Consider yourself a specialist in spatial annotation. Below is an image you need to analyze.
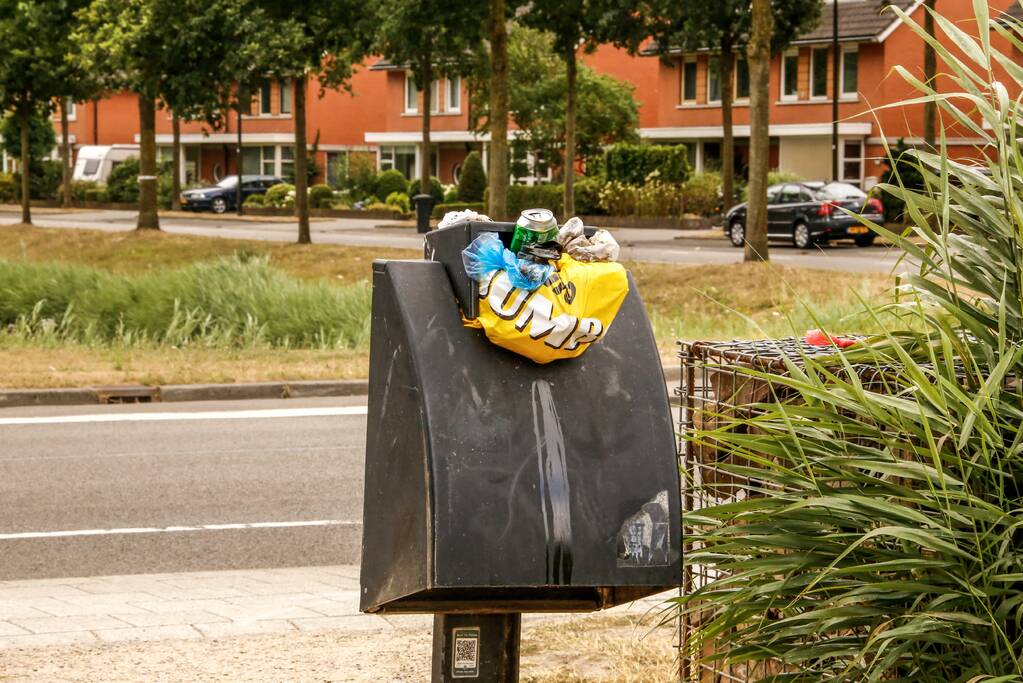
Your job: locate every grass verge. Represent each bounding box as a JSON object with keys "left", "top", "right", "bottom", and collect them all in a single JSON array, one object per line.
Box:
[{"left": 0, "top": 225, "right": 895, "bottom": 388}]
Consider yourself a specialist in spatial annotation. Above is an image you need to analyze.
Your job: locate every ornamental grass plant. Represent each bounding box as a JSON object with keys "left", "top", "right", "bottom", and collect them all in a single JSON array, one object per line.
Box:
[{"left": 679, "top": 3, "right": 1023, "bottom": 680}]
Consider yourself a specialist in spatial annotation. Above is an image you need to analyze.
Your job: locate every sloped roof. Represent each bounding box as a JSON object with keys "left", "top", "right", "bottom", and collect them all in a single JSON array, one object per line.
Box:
[
  {"left": 642, "top": 0, "right": 919, "bottom": 55},
  {"left": 793, "top": 0, "right": 918, "bottom": 45}
]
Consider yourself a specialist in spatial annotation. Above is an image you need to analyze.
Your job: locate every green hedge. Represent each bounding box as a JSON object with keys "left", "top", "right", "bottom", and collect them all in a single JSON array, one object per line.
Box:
[
  {"left": 432, "top": 201, "right": 485, "bottom": 219},
  {"left": 604, "top": 143, "right": 689, "bottom": 185}
]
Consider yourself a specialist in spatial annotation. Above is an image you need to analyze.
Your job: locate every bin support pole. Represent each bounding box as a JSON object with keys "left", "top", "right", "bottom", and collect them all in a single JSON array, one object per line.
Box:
[{"left": 432, "top": 613, "right": 521, "bottom": 682}]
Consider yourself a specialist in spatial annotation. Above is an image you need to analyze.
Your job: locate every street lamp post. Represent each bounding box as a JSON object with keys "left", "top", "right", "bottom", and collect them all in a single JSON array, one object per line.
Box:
[{"left": 236, "top": 89, "right": 245, "bottom": 216}]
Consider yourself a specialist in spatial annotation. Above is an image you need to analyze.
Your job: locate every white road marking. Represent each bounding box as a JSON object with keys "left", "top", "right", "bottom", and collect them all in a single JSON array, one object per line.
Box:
[
  {"left": 0, "top": 519, "right": 360, "bottom": 541},
  {"left": 0, "top": 406, "right": 368, "bottom": 426}
]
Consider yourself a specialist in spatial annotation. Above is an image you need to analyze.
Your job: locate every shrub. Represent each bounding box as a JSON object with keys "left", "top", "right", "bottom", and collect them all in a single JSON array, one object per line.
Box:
[
  {"left": 384, "top": 191, "right": 410, "bottom": 214},
  {"left": 407, "top": 176, "right": 444, "bottom": 203},
  {"left": 308, "top": 183, "right": 334, "bottom": 209},
  {"left": 597, "top": 180, "right": 684, "bottom": 218},
  {"left": 443, "top": 186, "right": 459, "bottom": 203},
  {"left": 106, "top": 157, "right": 140, "bottom": 203},
  {"left": 573, "top": 176, "right": 605, "bottom": 215},
  {"left": 363, "top": 202, "right": 396, "bottom": 213},
  {"left": 242, "top": 194, "right": 265, "bottom": 207},
  {"left": 343, "top": 152, "right": 378, "bottom": 199},
  {"left": 64, "top": 180, "right": 101, "bottom": 202},
  {"left": 374, "top": 169, "right": 407, "bottom": 200},
  {"left": 83, "top": 187, "right": 108, "bottom": 203},
  {"left": 457, "top": 151, "right": 486, "bottom": 202},
  {"left": 0, "top": 172, "right": 14, "bottom": 203},
  {"left": 14, "top": 160, "right": 63, "bottom": 200},
  {"left": 431, "top": 202, "right": 486, "bottom": 219},
  {"left": 264, "top": 182, "right": 295, "bottom": 208},
  {"left": 766, "top": 169, "right": 804, "bottom": 186},
  {"left": 502, "top": 184, "right": 564, "bottom": 217},
  {"left": 603, "top": 143, "right": 690, "bottom": 185},
  {"left": 681, "top": 171, "right": 723, "bottom": 217}
]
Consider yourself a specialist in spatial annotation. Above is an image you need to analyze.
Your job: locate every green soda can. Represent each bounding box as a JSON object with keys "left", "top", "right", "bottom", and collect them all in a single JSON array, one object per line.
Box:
[{"left": 510, "top": 208, "right": 558, "bottom": 254}]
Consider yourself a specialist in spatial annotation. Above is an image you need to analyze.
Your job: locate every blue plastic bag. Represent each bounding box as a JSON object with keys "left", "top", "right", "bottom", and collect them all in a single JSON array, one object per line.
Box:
[{"left": 461, "top": 232, "right": 553, "bottom": 292}]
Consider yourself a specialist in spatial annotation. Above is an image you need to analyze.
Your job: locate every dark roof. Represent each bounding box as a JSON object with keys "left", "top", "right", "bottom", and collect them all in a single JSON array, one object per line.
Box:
[
  {"left": 642, "top": 0, "right": 919, "bottom": 55},
  {"left": 369, "top": 58, "right": 404, "bottom": 71},
  {"left": 793, "top": 0, "right": 917, "bottom": 45}
]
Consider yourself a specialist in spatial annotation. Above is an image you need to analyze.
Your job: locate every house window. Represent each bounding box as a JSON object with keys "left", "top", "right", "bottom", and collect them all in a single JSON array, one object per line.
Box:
[
  {"left": 707, "top": 57, "right": 721, "bottom": 104},
  {"left": 262, "top": 146, "right": 276, "bottom": 176},
  {"left": 781, "top": 51, "right": 799, "bottom": 100},
  {"left": 380, "top": 144, "right": 417, "bottom": 179},
  {"left": 445, "top": 76, "right": 461, "bottom": 113},
  {"left": 842, "top": 139, "right": 864, "bottom": 183},
  {"left": 404, "top": 73, "right": 418, "bottom": 113},
  {"left": 280, "top": 146, "right": 295, "bottom": 180},
  {"left": 279, "top": 80, "right": 292, "bottom": 114},
  {"left": 735, "top": 58, "right": 750, "bottom": 100},
  {"left": 811, "top": 47, "right": 829, "bottom": 98},
  {"left": 259, "top": 81, "right": 272, "bottom": 115},
  {"left": 430, "top": 79, "right": 440, "bottom": 113},
  {"left": 681, "top": 58, "right": 697, "bottom": 103},
  {"left": 841, "top": 48, "right": 859, "bottom": 96}
]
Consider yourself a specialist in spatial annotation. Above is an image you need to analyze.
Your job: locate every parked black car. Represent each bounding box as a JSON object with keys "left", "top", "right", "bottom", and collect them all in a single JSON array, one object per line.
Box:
[
  {"left": 724, "top": 181, "right": 885, "bottom": 248},
  {"left": 180, "top": 175, "right": 283, "bottom": 213}
]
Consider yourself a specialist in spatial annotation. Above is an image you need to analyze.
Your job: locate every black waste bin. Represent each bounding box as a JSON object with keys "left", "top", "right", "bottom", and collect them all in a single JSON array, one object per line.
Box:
[
  {"left": 361, "top": 219, "right": 680, "bottom": 679},
  {"left": 413, "top": 193, "right": 435, "bottom": 233}
]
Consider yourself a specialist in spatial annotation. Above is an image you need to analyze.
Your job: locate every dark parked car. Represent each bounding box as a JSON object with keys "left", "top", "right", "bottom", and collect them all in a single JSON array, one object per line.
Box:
[
  {"left": 180, "top": 175, "right": 283, "bottom": 213},
  {"left": 725, "top": 181, "right": 885, "bottom": 248}
]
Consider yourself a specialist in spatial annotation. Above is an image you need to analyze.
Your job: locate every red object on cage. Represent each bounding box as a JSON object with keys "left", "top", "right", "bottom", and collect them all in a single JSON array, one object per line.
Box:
[{"left": 805, "top": 329, "right": 857, "bottom": 348}]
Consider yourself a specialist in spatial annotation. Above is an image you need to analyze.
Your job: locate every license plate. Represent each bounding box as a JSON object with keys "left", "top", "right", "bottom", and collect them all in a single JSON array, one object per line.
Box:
[{"left": 848, "top": 226, "right": 869, "bottom": 235}]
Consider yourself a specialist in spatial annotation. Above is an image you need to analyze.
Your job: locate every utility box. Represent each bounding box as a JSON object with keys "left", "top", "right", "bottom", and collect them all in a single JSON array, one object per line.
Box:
[{"left": 360, "top": 220, "right": 680, "bottom": 616}]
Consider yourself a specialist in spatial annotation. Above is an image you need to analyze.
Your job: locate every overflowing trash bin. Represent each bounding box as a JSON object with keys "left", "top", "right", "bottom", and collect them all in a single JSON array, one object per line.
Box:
[{"left": 360, "top": 212, "right": 680, "bottom": 681}]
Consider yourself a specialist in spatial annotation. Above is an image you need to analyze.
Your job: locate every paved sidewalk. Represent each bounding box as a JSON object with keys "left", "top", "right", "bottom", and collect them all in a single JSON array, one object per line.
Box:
[{"left": 0, "top": 565, "right": 670, "bottom": 651}]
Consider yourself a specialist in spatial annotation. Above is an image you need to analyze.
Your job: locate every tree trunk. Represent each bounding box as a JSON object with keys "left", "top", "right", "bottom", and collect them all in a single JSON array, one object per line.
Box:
[
  {"left": 564, "top": 48, "right": 577, "bottom": 217},
  {"left": 923, "top": 0, "right": 937, "bottom": 148},
  {"left": 488, "top": 0, "right": 509, "bottom": 220},
  {"left": 60, "top": 102, "right": 72, "bottom": 209},
  {"left": 137, "top": 94, "right": 159, "bottom": 230},
  {"left": 420, "top": 56, "right": 433, "bottom": 196},
  {"left": 19, "top": 108, "right": 31, "bottom": 225},
  {"left": 171, "top": 115, "right": 182, "bottom": 211},
  {"left": 744, "top": 0, "right": 772, "bottom": 263},
  {"left": 720, "top": 39, "right": 735, "bottom": 213},
  {"left": 294, "top": 74, "right": 310, "bottom": 244}
]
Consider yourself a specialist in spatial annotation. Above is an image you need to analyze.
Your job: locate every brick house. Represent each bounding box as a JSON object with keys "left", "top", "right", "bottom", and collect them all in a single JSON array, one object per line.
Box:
[{"left": 33, "top": 0, "right": 1020, "bottom": 190}]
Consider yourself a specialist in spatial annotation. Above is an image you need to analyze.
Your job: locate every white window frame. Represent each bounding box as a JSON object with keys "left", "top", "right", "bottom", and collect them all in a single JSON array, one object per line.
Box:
[
  {"left": 840, "top": 138, "right": 865, "bottom": 185},
  {"left": 404, "top": 72, "right": 418, "bottom": 114},
  {"left": 707, "top": 57, "right": 721, "bottom": 105},
  {"left": 734, "top": 57, "right": 750, "bottom": 102},
  {"left": 681, "top": 57, "right": 698, "bottom": 104},
  {"left": 430, "top": 79, "right": 440, "bottom": 114},
  {"left": 279, "top": 80, "right": 292, "bottom": 115},
  {"left": 810, "top": 47, "right": 830, "bottom": 100},
  {"left": 840, "top": 46, "right": 859, "bottom": 99},
  {"left": 780, "top": 50, "right": 799, "bottom": 101},
  {"left": 445, "top": 76, "right": 461, "bottom": 113}
]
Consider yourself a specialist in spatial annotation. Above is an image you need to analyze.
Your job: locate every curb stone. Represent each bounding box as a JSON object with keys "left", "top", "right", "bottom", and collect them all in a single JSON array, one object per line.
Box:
[{"left": 0, "top": 366, "right": 678, "bottom": 409}]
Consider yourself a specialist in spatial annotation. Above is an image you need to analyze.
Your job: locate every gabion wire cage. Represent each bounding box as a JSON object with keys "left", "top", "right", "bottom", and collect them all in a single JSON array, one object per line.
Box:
[{"left": 675, "top": 338, "right": 878, "bottom": 682}]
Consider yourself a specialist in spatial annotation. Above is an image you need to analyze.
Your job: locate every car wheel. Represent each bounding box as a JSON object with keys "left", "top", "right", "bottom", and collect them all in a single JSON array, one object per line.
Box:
[
  {"left": 728, "top": 220, "right": 745, "bottom": 247},
  {"left": 854, "top": 233, "right": 876, "bottom": 247},
  {"left": 211, "top": 197, "right": 227, "bottom": 214},
  {"left": 792, "top": 221, "right": 812, "bottom": 249}
]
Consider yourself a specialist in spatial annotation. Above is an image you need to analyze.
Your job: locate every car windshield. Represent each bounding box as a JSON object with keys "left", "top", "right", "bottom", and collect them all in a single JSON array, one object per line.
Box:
[
  {"left": 815, "top": 182, "right": 866, "bottom": 200},
  {"left": 216, "top": 176, "right": 239, "bottom": 189}
]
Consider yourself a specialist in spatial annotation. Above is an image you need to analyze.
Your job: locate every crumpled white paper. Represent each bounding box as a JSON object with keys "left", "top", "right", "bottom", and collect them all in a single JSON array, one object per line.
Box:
[
  {"left": 438, "top": 209, "right": 493, "bottom": 229},
  {"left": 555, "top": 216, "right": 621, "bottom": 262}
]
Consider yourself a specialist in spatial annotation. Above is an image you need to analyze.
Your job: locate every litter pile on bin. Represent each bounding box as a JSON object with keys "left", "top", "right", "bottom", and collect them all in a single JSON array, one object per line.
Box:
[{"left": 444, "top": 208, "right": 629, "bottom": 364}]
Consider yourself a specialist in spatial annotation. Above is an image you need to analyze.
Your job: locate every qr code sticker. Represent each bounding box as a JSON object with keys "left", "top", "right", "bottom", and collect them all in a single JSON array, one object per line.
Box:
[{"left": 452, "top": 627, "right": 480, "bottom": 678}]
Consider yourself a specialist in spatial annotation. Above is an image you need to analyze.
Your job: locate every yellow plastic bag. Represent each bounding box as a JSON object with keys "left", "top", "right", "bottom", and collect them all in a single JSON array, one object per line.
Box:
[{"left": 465, "top": 254, "right": 629, "bottom": 364}]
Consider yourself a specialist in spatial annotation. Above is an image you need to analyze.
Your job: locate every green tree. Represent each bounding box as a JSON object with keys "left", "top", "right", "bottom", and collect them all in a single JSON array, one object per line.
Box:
[
  {"left": 0, "top": 109, "right": 58, "bottom": 200},
  {"left": 519, "top": 0, "right": 651, "bottom": 216},
  {"left": 651, "top": 0, "right": 820, "bottom": 213},
  {"left": 252, "top": 1, "right": 374, "bottom": 243},
  {"left": 0, "top": 0, "right": 83, "bottom": 224},
  {"left": 374, "top": 0, "right": 487, "bottom": 201},
  {"left": 457, "top": 151, "right": 486, "bottom": 202},
  {"left": 473, "top": 25, "right": 638, "bottom": 185}
]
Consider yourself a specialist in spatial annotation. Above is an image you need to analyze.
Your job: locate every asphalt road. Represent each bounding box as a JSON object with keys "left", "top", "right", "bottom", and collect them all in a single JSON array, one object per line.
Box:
[
  {"left": 0, "top": 207, "right": 914, "bottom": 274},
  {"left": 0, "top": 397, "right": 368, "bottom": 580}
]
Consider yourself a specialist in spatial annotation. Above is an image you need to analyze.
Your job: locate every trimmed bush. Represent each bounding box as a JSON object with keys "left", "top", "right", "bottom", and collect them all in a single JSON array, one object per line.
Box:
[
  {"left": 574, "top": 176, "right": 605, "bottom": 216},
  {"left": 264, "top": 183, "right": 295, "bottom": 208},
  {"left": 374, "top": 169, "right": 407, "bottom": 200},
  {"left": 83, "top": 187, "right": 108, "bottom": 202},
  {"left": 106, "top": 157, "right": 140, "bottom": 203},
  {"left": 681, "top": 171, "right": 723, "bottom": 217},
  {"left": 457, "top": 151, "right": 486, "bottom": 202},
  {"left": 431, "top": 201, "right": 486, "bottom": 219},
  {"left": 407, "top": 176, "right": 444, "bottom": 203},
  {"left": 767, "top": 170, "right": 804, "bottom": 186},
  {"left": 507, "top": 184, "right": 564, "bottom": 217},
  {"left": 0, "top": 172, "right": 16, "bottom": 203},
  {"left": 385, "top": 191, "right": 411, "bottom": 214},
  {"left": 309, "top": 183, "right": 334, "bottom": 209},
  {"left": 14, "top": 160, "right": 63, "bottom": 200},
  {"left": 242, "top": 194, "right": 265, "bottom": 208},
  {"left": 603, "top": 143, "right": 689, "bottom": 185},
  {"left": 364, "top": 202, "right": 396, "bottom": 213},
  {"left": 597, "top": 180, "right": 684, "bottom": 218},
  {"left": 443, "top": 186, "right": 459, "bottom": 203}
]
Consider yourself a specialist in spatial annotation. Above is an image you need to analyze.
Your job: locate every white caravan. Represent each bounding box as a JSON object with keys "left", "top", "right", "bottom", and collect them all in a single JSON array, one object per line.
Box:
[{"left": 72, "top": 145, "right": 140, "bottom": 183}]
